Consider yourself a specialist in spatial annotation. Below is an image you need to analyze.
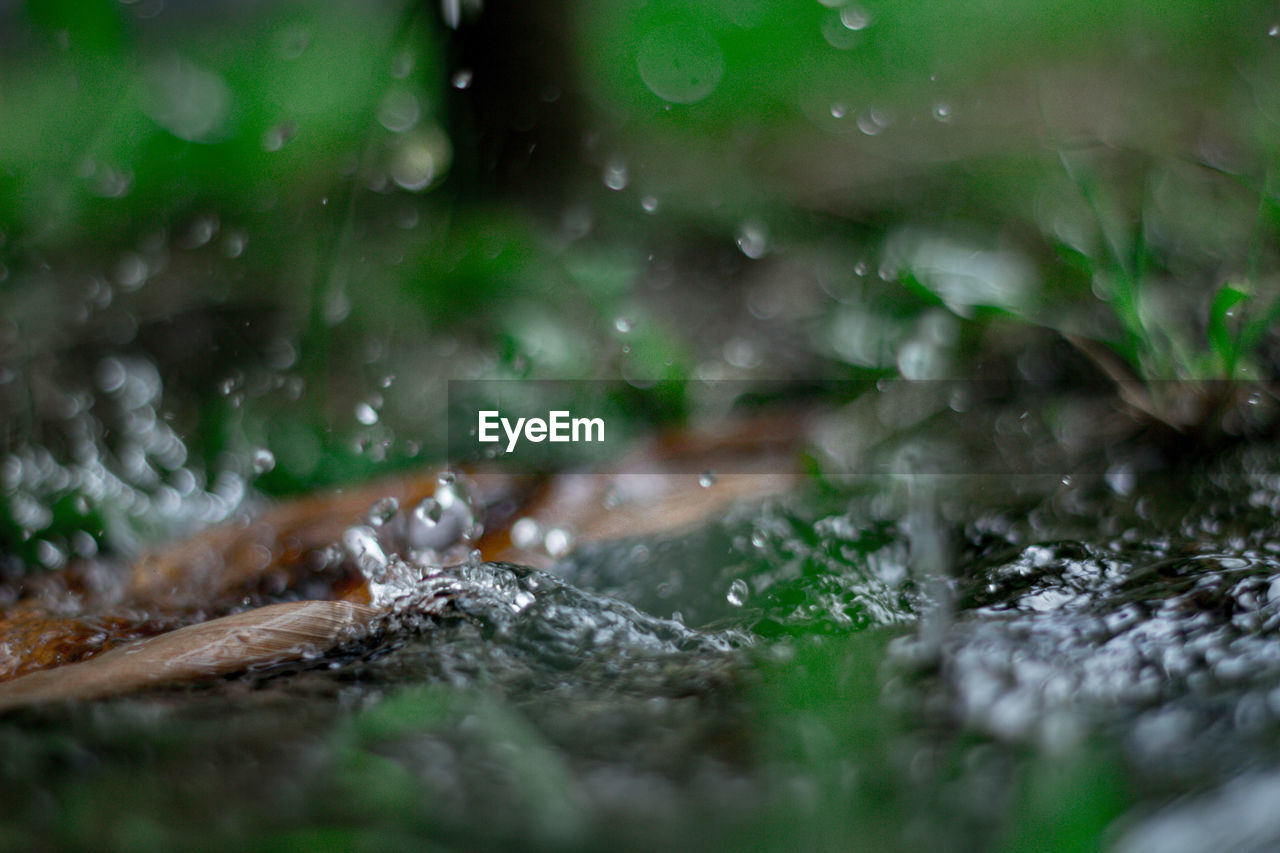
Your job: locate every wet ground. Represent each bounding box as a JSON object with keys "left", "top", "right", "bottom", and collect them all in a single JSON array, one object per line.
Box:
[{"left": 4, "top": 401, "right": 1280, "bottom": 852}]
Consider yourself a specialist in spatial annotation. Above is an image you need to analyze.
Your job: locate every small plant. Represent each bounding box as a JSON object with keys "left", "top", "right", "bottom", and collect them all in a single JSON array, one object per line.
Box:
[{"left": 1052, "top": 151, "right": 1280, "bottom": 436}]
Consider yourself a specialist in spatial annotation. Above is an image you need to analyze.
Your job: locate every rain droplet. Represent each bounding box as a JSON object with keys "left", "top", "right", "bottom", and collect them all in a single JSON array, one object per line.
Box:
[
  {"left": 451, "top": 68, "right": 473, "bottom": 89},
  {"left": 614, "top": 316, "right": 634, "bottom": 334},
  {"left": 414, "top": 497, "right": 443, "bottom": 527},
  {"left": 1270, "top": 23, "right": 1280, "bottom": 36},
  {"left": 90, "top": 163, "right": 134, "bottom": 198},
  {"left": 276, "top": 25, "right": 310, "bottom": 59},
  {"left": 114, "top": 253, "right": 149, "bottom": 291},
  {"left": 262, "top": 122, "right": 297, "bottom": 152},
  {"left": 251, "top": 448, "right": 275, "bottom": 475},
  {"left": 355, "top": 402, "right": 379, "bottom": 425},
  {"left": 36, "top": 540, "right": 66, "bottom": 570},
  {"left": 699, "top": 470, "right": 717, "bottom": 488},
  {"left": 390, "top": 50, "right": 414, "bottom": 79},
  {"left": 544, "top": 527, "right": 573, "bottom": 558},
  {"left": 390, "top": 127, "right": 453, "bottom": 191},
  {"left": 96, "top": 358, "right": 127, "bottom": 394},
  {"left": 221, "top": 230, "right": 248, "bottom": 258},
  {"left": 510, "top": 517, "right": 541, "bottom": 549},
  {"left": 840, "top": 5, "right": 872, "bottom": 30},
  {"left": 641, "top": 195, "right": 660, "bottom": 213},
  {"left": 735, "top": 220, "right": 769, "bottom": 259},
  {"left": 145, "top": 58, "right": 230, "bottom": 143},
  {"left": 603, "top": 157, "right": 629, "bottom": 191},
  {"left": 343, "top": 525, "right": 388, "bottom": 580},
  {"left": 1105, "top": 464, "right": 1135, "bottom": 497},
  {"left": 184, "top": 214, "right": 220, "bottom": 248},
  {"left": 366, "top": 496, "right": 399, "bottom": 527},
  {"left": 857, "top": 108, "right": 891, "bottom": 136},
  {"left": 932, "top": 102, "right": 953, "bottom": 122},
  {"left": 637, "top": 23, "right": 724, "bottom": 104},
  {"left": 727, "top": 578, "right": 749, "bottom": 607},
  {"left": 378, "top": 89, "right": 421, "bottom": 133},
  {"left": 830, "top": 102, "right": 848, "bottom": 118}
]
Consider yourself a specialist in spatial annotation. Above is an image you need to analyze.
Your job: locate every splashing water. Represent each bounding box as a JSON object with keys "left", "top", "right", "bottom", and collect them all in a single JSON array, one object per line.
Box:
[{"left": 339, "top": 472, "right": 487, "bottom": 609}]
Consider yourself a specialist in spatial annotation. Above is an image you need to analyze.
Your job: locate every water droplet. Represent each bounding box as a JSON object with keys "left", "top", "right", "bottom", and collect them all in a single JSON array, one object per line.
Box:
[
  {"left": 932, "top": 101, "right": 953, "bottom": 122},
  {"left": 72, "top": 530, "right": 98, "bottom": 558},
  {"left": 699, "top": 470, "right": 717, "bottom": 488},
  {"left": 1105, "top": 464, "right": 1135, "bottom": 496},
  {"left": 414, "top": 497, "right": 443, "bottom": 527},
  {"left": 96, "top": 358, "right": 127, "bottom": 394},
  {"left": 378, "top": 89, "right": 421, "bottom": 133},
  {"left": 36, "top": 539, "right": 66, "bottom": 569},
  {"left": 727, "top": 578, "right": 749, "bottom": 607},
  {"left": 856, "top": 108, "right": 891, "bottom": 136},
  {"left": 735, "top": 220, "right": 769, "bottom": 259},
  {"left": 821, "top": 9, "right": 864, "bottom": 49},
  {"left": 144, "top": 58, "right": 230, "bottom": 143},
  {"left": 510, "top": 517, "right": 541, "bottom": 549},
  {"left": 221, "top": 229, "right": 247, "bottom": 258},
  {"left": 367, "top": 496, "right": 399, "bottom": 527},
  {"left": 830, "top": 102, "right": 848, "bottom": 118},
  {"left": 614, "top": 316, "right": 634, "bottom": 334},
  {"left": 641, "top": 195, "right": 660, "bottom": 213},
  {"left": 405, "top": 473, "right": 480, "bottom": 556},
  {"left": 637, "top": 23, "right": 725, "bottom": 104},
  {"left": 89, "top": 163, "right": 133, "bottom": 198},
  {"left": 343, "top": 525, "right": 388, "bottom": 580},
  {"left": 262, "top": 122, "right": 297, "bottom": 152},
  {"left": 840, "top": 5, "right": 872, "bottom": 30},
  {"left": 355, "top": 402, "right": 379, "bottom": 425},
  {"left": 1270, "top": 23, "right": 1279, "bottom": 36},
  {"left": 114, "top": 253, "right": 149, "bottom": 290},
  {"left": 544, "top": 527, "right": 573, "bottom": 558},
  {"left": 390, "top": 50, "right": 414, "bottom": 79},
  {"left": 390, "top": 127, "right": 452, "bottom": 191},
  {"left": 251, "top": 448, "right": 275, "bottom": 475},
  {"left": 451, "top": 68, "right": 473, "bottom": 89},
  {"left": 603, "top": 157, "right": 629, "bottom": 191},
  {"left": 276, "top": 25, "right": 310, "bottom": 59},
  {"left": 184, "top": 214, "right": 220, "bottom": 248}
]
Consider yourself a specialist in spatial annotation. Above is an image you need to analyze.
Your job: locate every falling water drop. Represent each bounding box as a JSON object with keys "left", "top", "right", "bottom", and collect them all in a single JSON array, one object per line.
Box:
[
  {"left": 545, "top": 527, "right": 574, "bottom": 558},
  {"left": 735, "top": 221, "right": 769, "bottom": 259},
  {"left": 699, "top": 470, "right": 717, "bottom": 488},
  {"left": 251, "top": 448, "right": 275, "bottom": 475},
  {"left": 637, "top": 23, "right": 724, "bottom": 104},
  {"left": 366, "top": 497, "right": 400, "bottom": 527},
  {"left": 840, "top": 5, "right": 872, "bottom": 30},
  {"left": 343, "top": 525, "right": 388, "bottom": 580},
  {"left": 603, "top": 158, "right": 629, "bottom": 191},
  {"left": 510, "top": 517, "right": 542, "bottom": 549},
  {"left": 727, "top": 578, "right": 749, "bottom": 607}
]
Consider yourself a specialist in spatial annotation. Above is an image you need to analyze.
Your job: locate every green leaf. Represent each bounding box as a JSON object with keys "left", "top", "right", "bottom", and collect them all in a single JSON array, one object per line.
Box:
[{"left": 1208, "top": 283, "right": 1248, "bottom": 377}]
